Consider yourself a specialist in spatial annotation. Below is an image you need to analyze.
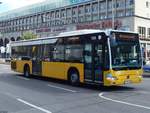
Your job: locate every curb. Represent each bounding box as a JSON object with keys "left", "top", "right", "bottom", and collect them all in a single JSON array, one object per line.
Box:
[{"left": 0, "top": 62, "right": 10, "bottom": 65}]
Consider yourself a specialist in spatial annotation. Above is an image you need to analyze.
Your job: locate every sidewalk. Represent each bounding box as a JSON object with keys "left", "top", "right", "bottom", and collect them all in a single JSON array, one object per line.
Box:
[{"left": 0, "top": 58, "right": 10, "bottom": 65}]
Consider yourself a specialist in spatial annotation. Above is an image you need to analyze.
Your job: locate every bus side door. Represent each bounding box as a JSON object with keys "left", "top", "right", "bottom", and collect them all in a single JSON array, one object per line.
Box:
[{"left": 32, "top": 45, "right": 42, "bottom": 75}]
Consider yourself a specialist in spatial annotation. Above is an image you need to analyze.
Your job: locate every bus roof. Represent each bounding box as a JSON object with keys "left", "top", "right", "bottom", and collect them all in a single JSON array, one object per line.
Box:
[
  {"left": 11, "top": 29, "right": 138, "bottom": 47},
  {"left": 11, "top": 29, "right": 105, "bottom": 46},
  {"left": 57, "top": 29, "right": 104, "bottom": 37},
  {"left": 106, "top": 29, "right": 138, "bottom": 35}
]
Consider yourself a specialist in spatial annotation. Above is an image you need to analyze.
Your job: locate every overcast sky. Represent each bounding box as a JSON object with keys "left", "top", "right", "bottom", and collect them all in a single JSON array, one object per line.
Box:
[{"left": 0, "top": 0, "right": 46, "bottom": 13}]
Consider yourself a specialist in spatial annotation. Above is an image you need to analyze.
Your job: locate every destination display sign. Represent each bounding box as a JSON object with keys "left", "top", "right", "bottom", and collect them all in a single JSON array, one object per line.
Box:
[{"left": 114, "top": 33, "right": 138, "bottom": 42}]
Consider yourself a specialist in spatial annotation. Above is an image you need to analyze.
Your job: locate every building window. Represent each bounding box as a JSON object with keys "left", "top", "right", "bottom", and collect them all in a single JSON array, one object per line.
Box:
[
  {"left": 72, "top": 7, "right": 77, "bottom": 16},
  {"left": 116, "top": 11, "right": 124, "bottom": 17},
  {"left": 92, "top": 2, "right": 98, "bottom": 13},
  {"left": 126, "top": 9, "right": 134, "bottom": 16},
  {"left": 55, "top": 11, "right": 60, "bottom": 25},
  {"left": 61, "top": 9, "right": 66, "bottom": 18},
  {"left": 41, "top": 14, "right": 45, "bottom": 23},
  {"left": 100, "top": 13, "right": 106, "bottom": 19},
  {"left": 78, "top": 6, "right": 84, "bottom": 15},
  {"left": 100, "top": 2, "right": 106, "bottom": 13},
  {"left": 78, "top": 16, "right": 84, "bottom": 23},
  {"left": 66, "top": 18, "right": 72, "bottom": 24},
  {"left": 55, "top": 11, "right": 60, "bottom": 18},
  {"left": 85, "top": 4, "right": 91, "bottom": 14},
  {"left": 147, "top": 28, "right": 150, "bottom": 38},
  {"left": 108, "top": 1, "right": 112, "bottom": 10},
  {"left": 126, "top": 0, "right": 134, "bottom": 6},
  {"left": 51, "top": 11, "right": 55, "bottom": 20},
  {"left": 92, "top": 14, "right": 99, "bottom": 21},
  {"left": 66, "top": 8, "right": 72, "bottom": 17},
  {"left": 116, "top": 0, "right": 125, "bottom": 8},
  {"left": 108, "top": 12, "right": 112, "bottom": 18},
  {"left": 85, "top": 15, "right": 91, "bottom": 22},
  {"left": 138, "top": 26, "right": 146, "bottom": 38},
  {"left": 72, "top": 17, "right": 77, "bottom": 23}
]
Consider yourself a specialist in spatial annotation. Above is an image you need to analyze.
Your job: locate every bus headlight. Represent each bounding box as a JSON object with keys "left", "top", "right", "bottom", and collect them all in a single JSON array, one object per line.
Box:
[{"left": 106, "top": 74, "right": 117, "bottom": 81}]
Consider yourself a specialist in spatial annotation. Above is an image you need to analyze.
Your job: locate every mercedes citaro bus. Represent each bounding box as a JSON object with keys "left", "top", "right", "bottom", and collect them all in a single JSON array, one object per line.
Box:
[{"left": 11, "top": 30, "right": 143, "bottom": 86}]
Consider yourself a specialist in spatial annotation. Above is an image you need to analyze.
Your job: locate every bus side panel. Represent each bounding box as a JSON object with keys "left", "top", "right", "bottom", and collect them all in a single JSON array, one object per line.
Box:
[
  {"left": 42, "top": 62, "right": 66, "bottom": 80},
  {"left": 64, "top": 63, "right": 84, "bottom": 83},
  {"left": 15, "top": 60, "right": 32, "bottom": 74},
  {"left": 42, "top": 62, "right": 84, "bottom": 83}
]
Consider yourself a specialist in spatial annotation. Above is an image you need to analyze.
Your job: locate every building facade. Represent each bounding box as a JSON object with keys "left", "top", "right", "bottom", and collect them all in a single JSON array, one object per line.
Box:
[{"left": 0, "top": 0, "right": 150, "bottom": 61}]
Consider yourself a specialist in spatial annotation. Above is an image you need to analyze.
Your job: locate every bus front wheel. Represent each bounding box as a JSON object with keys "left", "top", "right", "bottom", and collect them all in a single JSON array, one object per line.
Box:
[
  {"left": 24, "top": 65, "right": 30, "bottom": 77},
  {"left": 68, "top": 69, "right": 79, "bottom": 86}
]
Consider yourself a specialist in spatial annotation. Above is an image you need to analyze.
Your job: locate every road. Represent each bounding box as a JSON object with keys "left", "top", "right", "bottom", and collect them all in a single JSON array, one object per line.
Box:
[{"left": 0, "top": 64, "right": 150, "bottom": 113}]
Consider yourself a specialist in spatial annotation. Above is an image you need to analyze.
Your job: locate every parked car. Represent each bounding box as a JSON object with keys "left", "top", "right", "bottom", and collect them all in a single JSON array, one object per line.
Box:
[{"left": 143, "top": 65, "right": 150, "bottom": 72}]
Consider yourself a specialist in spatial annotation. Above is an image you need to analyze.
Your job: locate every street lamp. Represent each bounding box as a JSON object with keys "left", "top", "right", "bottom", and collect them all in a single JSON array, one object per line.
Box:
[{"left": 112, "top": 0, "right": 115, "bottom": 29}]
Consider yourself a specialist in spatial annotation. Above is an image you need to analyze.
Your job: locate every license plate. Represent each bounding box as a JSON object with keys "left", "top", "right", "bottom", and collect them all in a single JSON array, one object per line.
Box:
[{"left": 125, "top": 80, "right": 131, "bottom": 84}]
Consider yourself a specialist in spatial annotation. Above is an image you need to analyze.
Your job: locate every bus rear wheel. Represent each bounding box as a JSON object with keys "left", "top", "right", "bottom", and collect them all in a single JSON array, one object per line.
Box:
[
  {"left": 24, "top": 65, "right": 30, "bottom": 78},
  {"left": 68, "top": 70, "right": 79, "bottom": 86}
]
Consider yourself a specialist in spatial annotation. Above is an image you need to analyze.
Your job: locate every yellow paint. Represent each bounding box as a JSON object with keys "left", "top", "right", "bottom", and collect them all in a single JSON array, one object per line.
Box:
[
  {"left": 103, "top": 69, "right": 143, "bottom": 86},
  {"left": 11, "top": 60, "right": 32, "bottom": 74},
  {"left": 11, "top": 60, "right": 142, "bottom": 86},
  {"left": 42, "top": 62, "right": 84, "bottom": 83}
]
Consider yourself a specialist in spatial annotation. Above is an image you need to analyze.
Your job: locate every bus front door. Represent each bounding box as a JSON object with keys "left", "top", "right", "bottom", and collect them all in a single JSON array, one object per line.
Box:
[{"left": 84, "top": 43, "right": 103, "bottom": 83}]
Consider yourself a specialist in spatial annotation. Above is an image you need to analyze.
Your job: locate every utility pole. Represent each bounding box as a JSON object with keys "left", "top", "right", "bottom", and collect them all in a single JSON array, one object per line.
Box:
[{"left": 112, "top": 0, "right": 115, "bottom": 29}]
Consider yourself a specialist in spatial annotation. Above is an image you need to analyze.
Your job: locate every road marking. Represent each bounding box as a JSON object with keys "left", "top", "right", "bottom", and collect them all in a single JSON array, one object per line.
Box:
[
  {"left": 136, "top": 91, "right": 150, "bottom": 95},
  {"left": 16, "top": 76, "right": 30, "bottom": 81},
  {"left": 17, "top": 98, "right": 52, "bottom": 113},
  {"left": 99, "top": 93, "right": 150, "bottom": 110},
  {"left": 4, "top": 92, "right": 18, "bottom": 98},
  {"left": 47, "top": 84, "right": 77, "bottom": 93}
]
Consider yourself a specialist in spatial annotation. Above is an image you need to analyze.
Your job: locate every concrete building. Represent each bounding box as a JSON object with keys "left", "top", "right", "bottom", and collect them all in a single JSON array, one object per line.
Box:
[{"left": 0, "top": 0, "right": 150, "bottom": 62}]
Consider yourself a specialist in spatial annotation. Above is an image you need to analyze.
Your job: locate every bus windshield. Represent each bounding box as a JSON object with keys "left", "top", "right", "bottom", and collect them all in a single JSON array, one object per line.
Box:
[{"left": 110, "top": 33, "right": 142, "bottom": 70}]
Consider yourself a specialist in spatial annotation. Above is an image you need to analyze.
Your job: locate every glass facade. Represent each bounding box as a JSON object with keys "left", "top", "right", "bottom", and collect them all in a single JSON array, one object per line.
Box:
[
  {"left": 0, "top": 0, "right": 136, "bottom": 45},
  {"left": 0, "top": 0, "right": 135, "bottom": 34},
  {"left": 0, "top": 0, "right": 91, "bottom": 21}
]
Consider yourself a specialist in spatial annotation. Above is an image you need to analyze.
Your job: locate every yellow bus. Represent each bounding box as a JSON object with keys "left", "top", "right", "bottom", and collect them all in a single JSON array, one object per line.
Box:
[{"left": 11, "top": 30, "right": 143, "bottom": 86}]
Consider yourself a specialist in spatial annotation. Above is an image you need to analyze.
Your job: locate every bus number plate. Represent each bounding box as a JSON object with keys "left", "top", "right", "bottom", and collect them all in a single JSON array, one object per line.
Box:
[{"left": 125, "top": 80, "right": 131, "bottom": 84}]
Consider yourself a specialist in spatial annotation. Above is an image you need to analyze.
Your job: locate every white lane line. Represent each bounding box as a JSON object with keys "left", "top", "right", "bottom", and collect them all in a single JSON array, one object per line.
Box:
[
  {"left": 47, "top": 84, "right": 77, "bottom": 93},
  {"left": 99, "top": 93, "right": 150, "bottom": 110},
  {"left": 134, "top": 91, "right": 150, "bottom": 95},
  {"left": 16, "top": 76, "right": 30, "bottom": 81},
  {"left": 17, "top": 98, "right": 52, "bottom": 113}
]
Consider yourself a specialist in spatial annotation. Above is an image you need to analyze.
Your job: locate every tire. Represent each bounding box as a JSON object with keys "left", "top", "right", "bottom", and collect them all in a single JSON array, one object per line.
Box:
[
  {"left": 69, "top": 70, "right": 79, "bottom": 86},
  {"left": 24, "top": 66, "right": 30, "bottom": 78}
]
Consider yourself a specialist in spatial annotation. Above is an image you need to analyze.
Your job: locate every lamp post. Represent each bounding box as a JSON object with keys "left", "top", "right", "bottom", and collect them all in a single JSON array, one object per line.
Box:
[{"left": 112, "top": 0, "right": 115, "bottom": 29}]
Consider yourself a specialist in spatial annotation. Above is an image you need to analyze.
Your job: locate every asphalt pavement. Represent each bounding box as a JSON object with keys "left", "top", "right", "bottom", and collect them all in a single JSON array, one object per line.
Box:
[{"left": 0, "top": 64, "right": 150, "bottom": 113}]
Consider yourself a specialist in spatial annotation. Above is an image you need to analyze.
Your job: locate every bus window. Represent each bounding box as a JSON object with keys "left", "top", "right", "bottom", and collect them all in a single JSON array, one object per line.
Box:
[
  {"left": 32, "top": 45, "right": 42, "bottom": 60},
  {"left": 43, "top": 44, "right": 51, "bottom": 61},
  {"left": 53, "top": 45, "right": 65, "bottom": 61},
  {"left": 65, "top": 44, "right": 83, "bottom": 62}
]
